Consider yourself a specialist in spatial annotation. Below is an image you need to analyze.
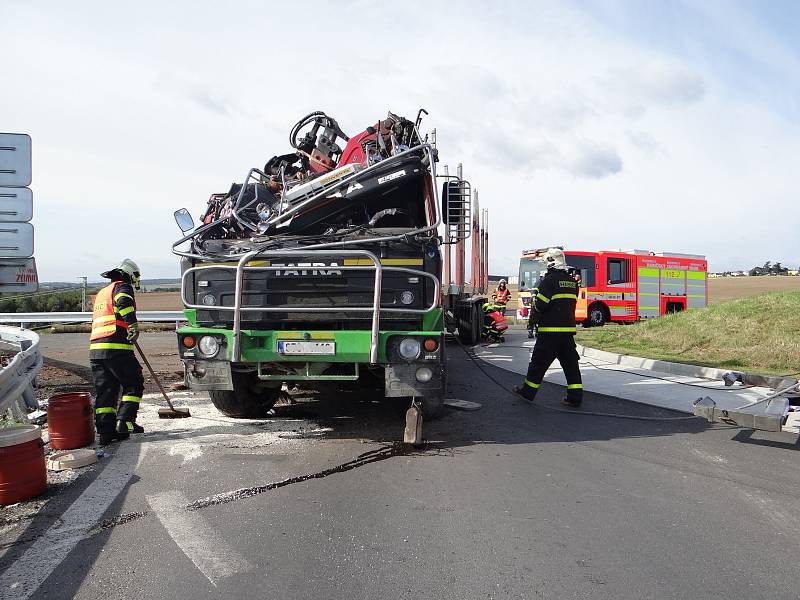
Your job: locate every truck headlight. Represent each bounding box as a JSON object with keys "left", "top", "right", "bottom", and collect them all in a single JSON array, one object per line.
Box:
[
  {"left": 198, "top": 335, "right": 220, "bottom": 358},
  {"left": 201, "top": 294, "right": 216, "bottom": 306},
  {"left": 400, "top": 291, "right": 414, "bottom": 305},
  {"left": 398, "top": 337, "right": 421, "bottom": 360}
]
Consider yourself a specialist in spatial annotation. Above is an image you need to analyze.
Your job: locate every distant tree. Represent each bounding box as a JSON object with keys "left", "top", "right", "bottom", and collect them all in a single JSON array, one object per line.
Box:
[
  {"left": 770, "top": 262, "right": 788, "bottom": 275},
  {"left": 0, "top": 290, "right": 82, "bottom": 313},
  {"left": 763, "top": 261, "right": 771, "bottom": 270}
]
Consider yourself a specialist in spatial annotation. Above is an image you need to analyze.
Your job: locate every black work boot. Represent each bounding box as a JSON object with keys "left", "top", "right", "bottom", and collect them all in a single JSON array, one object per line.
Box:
[
  {"left": 116, "top": 420, "right": 144, "bottom": 438},
  {"left": 561, "top": 396, "right": 582, "bottom": 408},
  {"left": 512, "top": 383, "right": 538, "bottom": 403},
  {"left": 96, "top": 415, "right": 118, "bottom": 446},
  {"left": 115, "top": 420, "right": 131, "bottom": 440},
  {"left": 98, "top": 429, "right": 118, "bottom": 446}
]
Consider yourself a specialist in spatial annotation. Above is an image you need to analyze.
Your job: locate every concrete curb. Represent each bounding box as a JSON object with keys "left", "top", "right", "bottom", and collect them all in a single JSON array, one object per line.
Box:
[{"left": 576, "top": 345, "right": 798, "bottom": 391}]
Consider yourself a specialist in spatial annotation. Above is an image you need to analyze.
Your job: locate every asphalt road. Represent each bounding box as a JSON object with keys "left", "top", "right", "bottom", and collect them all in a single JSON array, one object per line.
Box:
[
  {"left": 3, "top": 334, "right": 800, "bottom": 599},
  {"left": 37, "top": 331, "right": 181, "bottom": 374}
]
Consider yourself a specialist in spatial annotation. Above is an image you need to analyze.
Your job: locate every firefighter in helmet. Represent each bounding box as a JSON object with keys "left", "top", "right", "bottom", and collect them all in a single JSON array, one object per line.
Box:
[
  {"left": 89, "top": 259, "right": 145, "bottom": 445},
  {"left": 482, "top": 299, "right": 507, "bottom": 343},
  {"left": 492, "top": 278, "right": 511, "bottom": 315},
  {"left": 513, "top": 248, "right": 583, "bottom": 407}
]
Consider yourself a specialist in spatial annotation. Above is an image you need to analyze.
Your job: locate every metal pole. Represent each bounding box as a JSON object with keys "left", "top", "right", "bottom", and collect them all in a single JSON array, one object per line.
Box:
[
  {"left": 454, "top": 163, "right": 465, "bottom": 289},
  {"left": 484, "top": 211, "right": 489, "bottom": 291},
  {"left": 78, "top": 276, "right": 87, "bottom": 311},
  {"left": 479, "top": 209, "right": 485, "bottom": 294},
  {"left": 443, "top": 164, "right": 450, "bottom": 288},
  {"left": 471, "top": 189, "right": 480, "bottom": 289}
]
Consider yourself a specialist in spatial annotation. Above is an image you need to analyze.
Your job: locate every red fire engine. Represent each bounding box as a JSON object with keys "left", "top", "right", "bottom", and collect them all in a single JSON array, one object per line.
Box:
[{"left": 517, "top": 248, "right": 708, "bottom": 326}]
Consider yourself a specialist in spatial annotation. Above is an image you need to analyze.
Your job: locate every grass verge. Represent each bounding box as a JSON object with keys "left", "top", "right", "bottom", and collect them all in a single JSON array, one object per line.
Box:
[{"left": 575, "top": 291, "right": 800, "bottom": 376}]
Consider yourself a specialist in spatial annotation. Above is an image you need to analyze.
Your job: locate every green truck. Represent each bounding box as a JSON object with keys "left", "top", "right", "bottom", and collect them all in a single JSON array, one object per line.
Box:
[{"left": 171, "top": 111, "right": 486, "bottom": 420}]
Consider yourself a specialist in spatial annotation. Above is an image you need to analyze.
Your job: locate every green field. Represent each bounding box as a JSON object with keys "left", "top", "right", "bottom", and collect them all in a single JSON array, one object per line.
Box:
[{"left": 575, "top": 291, "right": 800, "bottom": 375}]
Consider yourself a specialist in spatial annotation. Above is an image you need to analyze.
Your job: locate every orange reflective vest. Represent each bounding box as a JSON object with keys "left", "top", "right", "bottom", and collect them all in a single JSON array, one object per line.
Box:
[
  {"left": 494, "top": 287, "right": 510, "bottom": 305},
  {"left": 90, "top": 283, "right": 131, "bottom": 342}
]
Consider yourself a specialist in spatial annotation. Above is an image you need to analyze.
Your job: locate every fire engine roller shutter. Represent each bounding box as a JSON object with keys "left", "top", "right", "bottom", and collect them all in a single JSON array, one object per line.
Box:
[
  {"left": 661, "top": 268, "right": 687, "bottom": 297},
  {"left": 686, "top": 270, "right": 707, "bottom": 308},
  {"left": 637, "top": 267, "right": 660, "bottom": 319}
]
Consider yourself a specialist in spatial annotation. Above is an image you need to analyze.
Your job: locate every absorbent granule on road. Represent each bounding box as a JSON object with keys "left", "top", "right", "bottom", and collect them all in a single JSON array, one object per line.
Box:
[{"left": 134, "top": 391, "right": 331, "bottom": 463}]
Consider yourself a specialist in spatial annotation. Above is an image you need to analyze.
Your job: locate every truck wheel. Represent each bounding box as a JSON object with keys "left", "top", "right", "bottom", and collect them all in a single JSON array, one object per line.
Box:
[
  {"left": 585, "top": 303, "right": 608, "bottom": 327},
  {"left": 457, "top": 302, "right": 481, "bottom": 346},
  {"left": 209, "top": 371, "right": 279, "bottom": 418}
]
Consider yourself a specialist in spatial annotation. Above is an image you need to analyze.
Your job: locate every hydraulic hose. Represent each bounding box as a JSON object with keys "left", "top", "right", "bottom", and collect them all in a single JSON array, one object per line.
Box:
[{"left": 454, "top": 335, "right": 698, "bottom": 422}]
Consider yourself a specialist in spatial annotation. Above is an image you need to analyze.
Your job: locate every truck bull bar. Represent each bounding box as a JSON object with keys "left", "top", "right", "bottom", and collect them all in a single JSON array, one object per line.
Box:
[{"left": 180, "top": 249, "right": 441, "bottom": 364}]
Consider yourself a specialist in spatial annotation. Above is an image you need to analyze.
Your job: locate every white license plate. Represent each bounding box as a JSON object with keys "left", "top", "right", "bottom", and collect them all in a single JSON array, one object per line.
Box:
[{"left": 277, "top": 340, "right": 336, "bottom": 355}]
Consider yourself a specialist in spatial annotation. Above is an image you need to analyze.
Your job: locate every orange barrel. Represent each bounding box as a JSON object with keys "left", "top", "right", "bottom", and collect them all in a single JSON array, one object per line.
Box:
[
  {"left": 0, "top": 425, "right": 47, "bottom": 505},
  {"left": 47, "top": 392, "right": 95, "bottom": 450}
]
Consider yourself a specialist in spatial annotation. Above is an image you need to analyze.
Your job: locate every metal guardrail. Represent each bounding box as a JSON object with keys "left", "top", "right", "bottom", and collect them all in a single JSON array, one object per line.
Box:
[
  {"left": 0, "top": 325, "right": 42, "bottom": 413},
  {"left": 0, "top": 311, "right": 185, "bottom": 324}
]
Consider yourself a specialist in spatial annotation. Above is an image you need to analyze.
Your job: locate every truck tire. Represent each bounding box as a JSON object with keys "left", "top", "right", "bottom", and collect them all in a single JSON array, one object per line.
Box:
[
  {"left": 457, "top": 302, "right": 481, "bottom": 346},
  {"left": 209, "top": 371, "right": 279, "bottom": 418},
  {"left": 584, "top": 302, "right": 608, "bottom": 327}
]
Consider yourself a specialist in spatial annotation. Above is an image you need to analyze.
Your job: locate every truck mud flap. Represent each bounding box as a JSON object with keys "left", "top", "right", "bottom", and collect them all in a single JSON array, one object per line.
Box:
[{"left": 185, "top": 360, "right": 234, "bottom": 391}]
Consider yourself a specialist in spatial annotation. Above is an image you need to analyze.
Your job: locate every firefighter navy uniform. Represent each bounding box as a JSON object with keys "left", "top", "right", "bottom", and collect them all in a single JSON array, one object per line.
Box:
[
  {"left": 516, "top": 267, "right": 583, "bottom": 406},
  {"left": 90, "top": 280, "right": 144, "bottom": 443}
]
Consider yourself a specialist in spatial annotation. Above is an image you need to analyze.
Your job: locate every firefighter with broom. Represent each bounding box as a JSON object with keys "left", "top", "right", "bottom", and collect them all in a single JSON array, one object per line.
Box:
[{"left": 89, "top": 259, "right": 146, "bottom": 445}]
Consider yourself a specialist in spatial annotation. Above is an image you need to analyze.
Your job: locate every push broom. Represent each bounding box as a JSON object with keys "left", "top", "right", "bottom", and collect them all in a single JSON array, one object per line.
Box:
[{"left": 134, "top": 341, "right": 191, "bottom": 418}]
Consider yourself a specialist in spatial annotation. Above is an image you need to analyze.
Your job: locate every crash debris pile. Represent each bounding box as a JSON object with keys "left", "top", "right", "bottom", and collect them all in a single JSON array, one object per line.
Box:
[{"left": 192, "top": 110, "right": 430, "bottom": 248}]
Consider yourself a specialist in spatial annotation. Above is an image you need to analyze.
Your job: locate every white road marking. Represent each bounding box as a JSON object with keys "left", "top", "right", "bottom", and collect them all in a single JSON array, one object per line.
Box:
[
  {"left": 738, "top": 488, "right": 800, "bottom": 538},
  {"left": 146, "top": 490, "right": 251, "bottom": 585},
  {"left": 167, "top": 439, "right": 204, "bottom": 465},
  {"left": 0, "top": 442, "right": 144, "bottom": 600},
  {"left": 690, "top": 448, "right": 728, "bottom": 464}
]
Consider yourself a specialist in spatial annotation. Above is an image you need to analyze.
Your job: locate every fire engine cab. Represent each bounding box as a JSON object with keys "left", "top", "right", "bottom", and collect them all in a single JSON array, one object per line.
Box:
[{"left": 517, "top": 248, "right": 708, "bottom": 327}]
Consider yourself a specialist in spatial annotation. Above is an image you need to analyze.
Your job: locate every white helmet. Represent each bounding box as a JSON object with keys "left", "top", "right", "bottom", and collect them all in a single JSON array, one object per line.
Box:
[
  {"left": 102, "top": 258, "right": 141, "bottom": 290},
  {"left": 499, "top": 278, "right": 507, "bottom": 285},
  {"left": 543, "top": 248, "right": 568, "bottom": 271}
]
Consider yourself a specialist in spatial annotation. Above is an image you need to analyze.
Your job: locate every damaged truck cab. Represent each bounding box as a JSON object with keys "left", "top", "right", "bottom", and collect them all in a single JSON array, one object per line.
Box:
[{"left": 173, "top": 111, "right": 483, "bottom": 419}]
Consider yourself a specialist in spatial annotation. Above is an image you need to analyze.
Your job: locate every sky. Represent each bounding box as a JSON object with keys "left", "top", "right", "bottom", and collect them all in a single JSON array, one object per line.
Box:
[{"left": 2, "top": 0, "right": 799, "bottom": 281}]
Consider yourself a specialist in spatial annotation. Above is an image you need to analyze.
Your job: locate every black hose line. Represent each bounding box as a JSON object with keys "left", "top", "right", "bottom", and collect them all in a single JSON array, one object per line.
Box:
[
  {"left": 453, "top": 336, "right": 699, "bottom": 422},
  {"left": 475, "top": 344, "right": 756, "bottom": 391}
]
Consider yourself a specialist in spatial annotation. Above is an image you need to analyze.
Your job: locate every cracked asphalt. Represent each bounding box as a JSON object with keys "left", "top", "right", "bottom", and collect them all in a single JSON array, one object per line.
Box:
[{"left": 2, "top": 331, "right": 800, "bottom": 599}]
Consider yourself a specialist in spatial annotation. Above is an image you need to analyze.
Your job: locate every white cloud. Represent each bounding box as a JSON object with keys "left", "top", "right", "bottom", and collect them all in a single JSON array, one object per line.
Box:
[
  {"left": 597, "top": 61, "right": 706, "bottom": 115},
  {"left": 1, "top": 0, "right": 797, "bottom": 281},
  {"left": 561, "top": 138, "right": 623, "bottom": 179}
]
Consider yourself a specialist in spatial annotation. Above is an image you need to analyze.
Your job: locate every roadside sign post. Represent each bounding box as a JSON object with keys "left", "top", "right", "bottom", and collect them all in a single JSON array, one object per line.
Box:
[
  {"left": 0, "top": 258, "right": 39, "bottom": 293},
  {"left": 0, "top": 133, "right": 37, "bottom": 293}
]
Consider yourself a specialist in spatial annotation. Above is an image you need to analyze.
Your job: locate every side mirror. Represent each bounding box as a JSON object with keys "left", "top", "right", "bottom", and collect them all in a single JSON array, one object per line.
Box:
[
  {"left": 174, "top": 208, "right": 195, "bottom": 233},
  {"left": 440, "top": 180, "right": 472, "bottom": 243},
  {"left": 520, "top": 281, "right": 525, "bottom": 288}
]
